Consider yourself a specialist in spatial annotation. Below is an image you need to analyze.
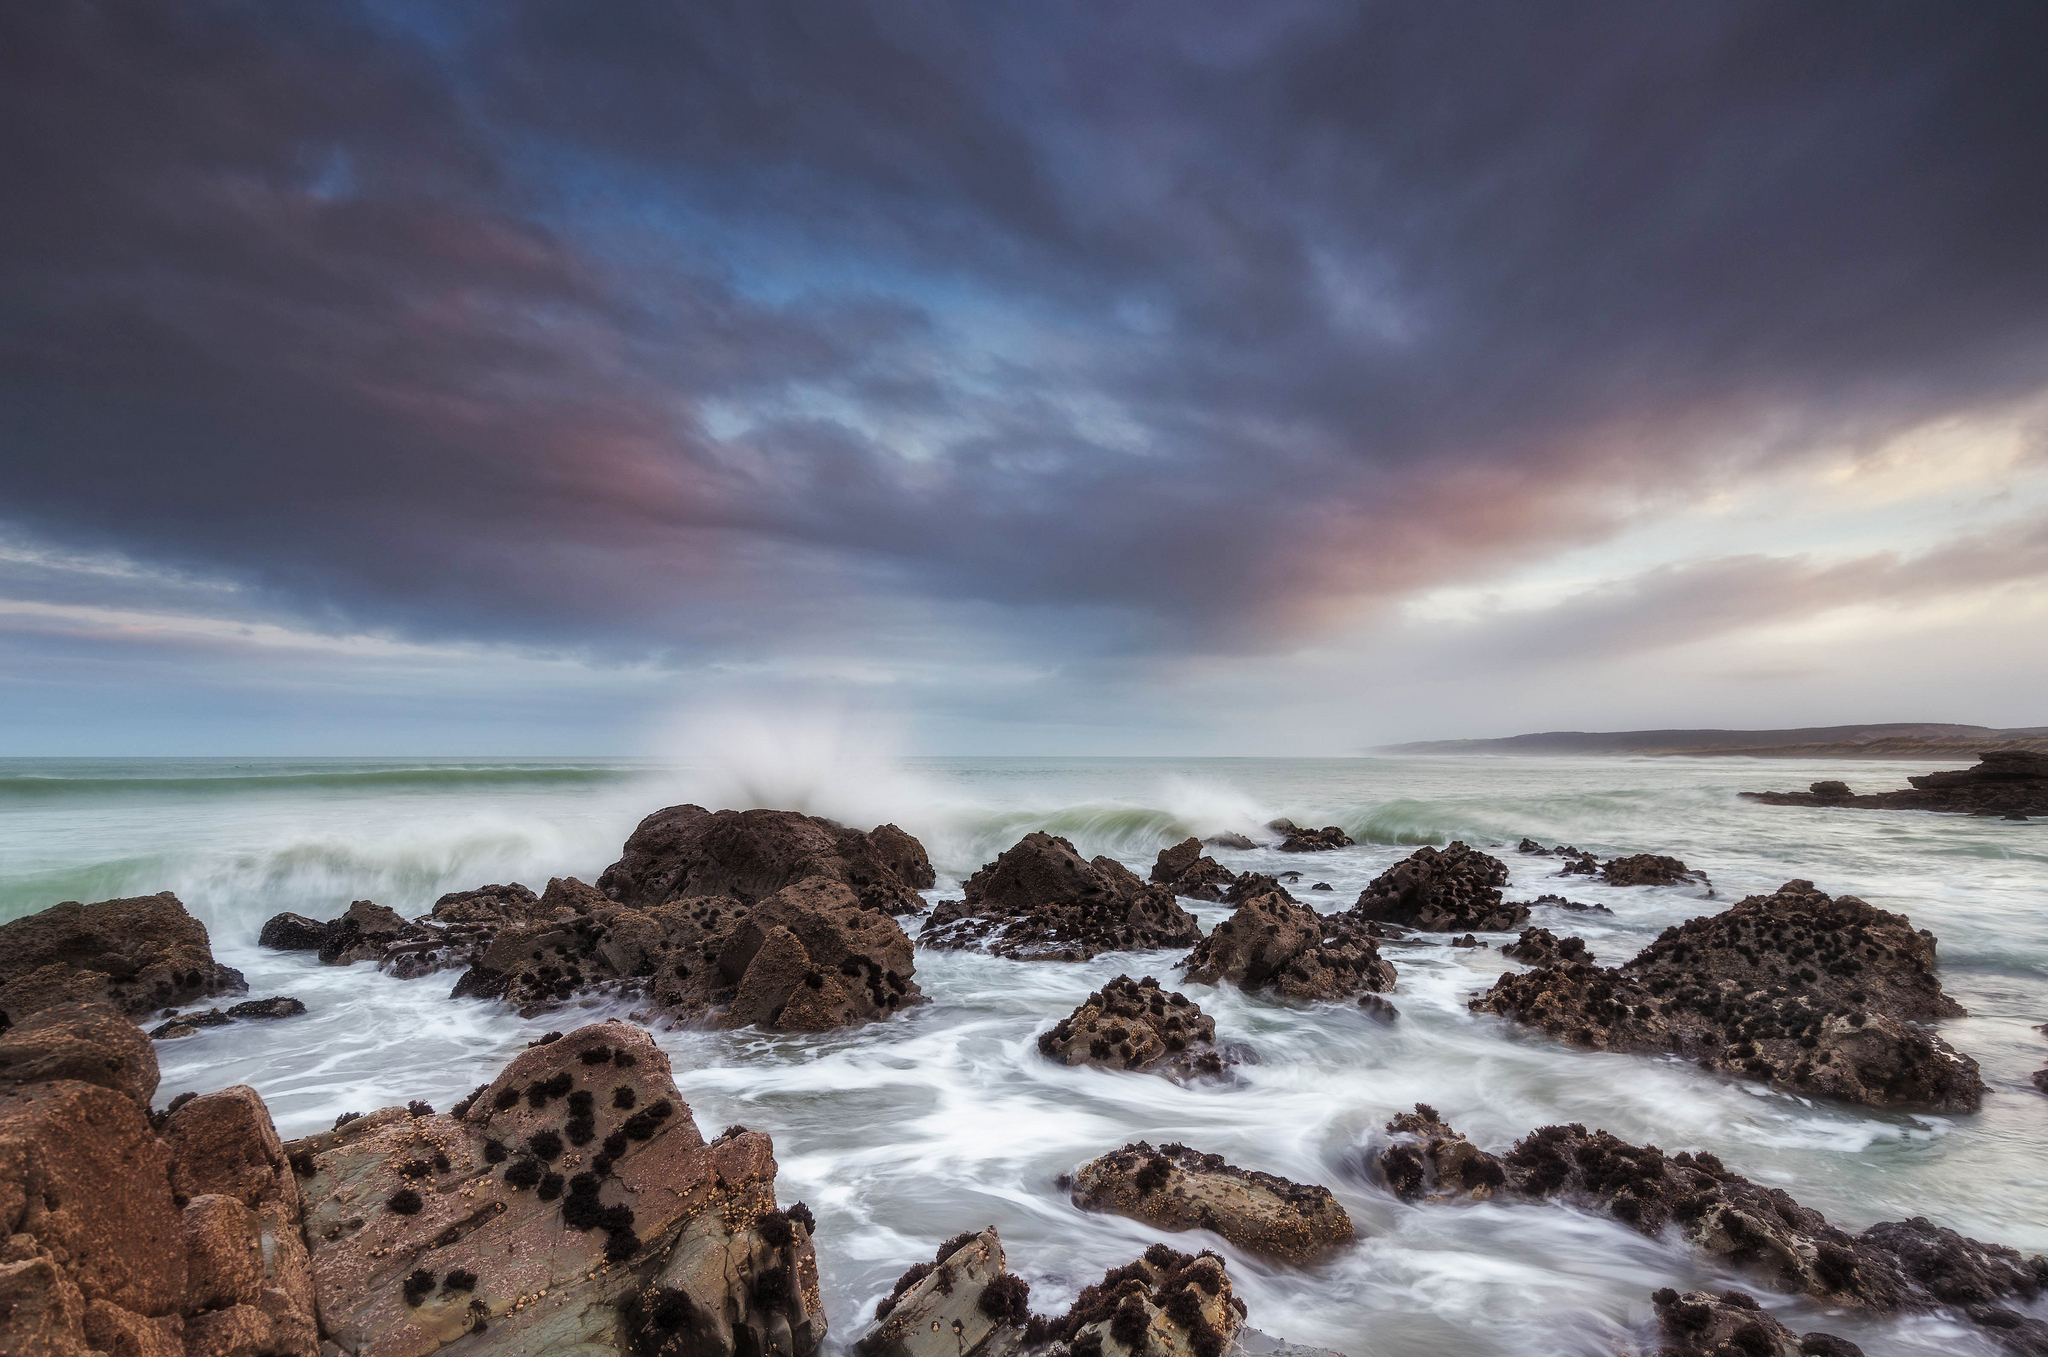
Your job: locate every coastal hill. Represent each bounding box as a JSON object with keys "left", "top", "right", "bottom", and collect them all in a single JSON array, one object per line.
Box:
[{"left": 1379, "top": 722, "right": 2048, "bottom": 760}]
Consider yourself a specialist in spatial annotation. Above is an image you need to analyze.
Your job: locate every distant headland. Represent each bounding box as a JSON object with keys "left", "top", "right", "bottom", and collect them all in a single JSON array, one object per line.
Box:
[{"left": 1378, "top": 722, "right": 2048, "bottom": 759}]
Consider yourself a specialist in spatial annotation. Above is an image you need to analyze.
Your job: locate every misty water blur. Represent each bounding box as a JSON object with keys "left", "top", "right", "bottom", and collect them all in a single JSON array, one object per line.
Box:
[{"left": 2, "top": 742, "right": 2045, "bottom": 1357}]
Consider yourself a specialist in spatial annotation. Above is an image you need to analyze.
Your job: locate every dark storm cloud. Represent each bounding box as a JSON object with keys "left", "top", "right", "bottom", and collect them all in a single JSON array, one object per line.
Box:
[{"left": 3, "top": 0, "right": 2046, "bottom": 658}]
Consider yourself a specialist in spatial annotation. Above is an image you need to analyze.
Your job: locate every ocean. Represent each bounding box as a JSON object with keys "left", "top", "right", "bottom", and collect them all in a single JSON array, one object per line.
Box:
[{"left": 2, "top": 753, "right": 2043, "bottom": 1356}]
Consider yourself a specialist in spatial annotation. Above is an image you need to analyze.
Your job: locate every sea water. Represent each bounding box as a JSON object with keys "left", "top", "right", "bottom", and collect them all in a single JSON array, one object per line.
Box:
[{"left": 2, "top": 754, "right": 2044, "bottom": 1356}]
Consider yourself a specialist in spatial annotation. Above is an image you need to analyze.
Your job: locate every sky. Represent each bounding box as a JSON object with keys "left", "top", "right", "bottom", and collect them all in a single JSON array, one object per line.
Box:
[{"left": 3, "top": 1, "right": 2046, "bottom": 756}]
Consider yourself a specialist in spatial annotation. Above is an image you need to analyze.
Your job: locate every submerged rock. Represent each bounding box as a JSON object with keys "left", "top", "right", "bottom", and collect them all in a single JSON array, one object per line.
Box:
[
  {"left": 598, "top": 804, "right": 932, "bottom": 914},
  {"left": 1473, "top": 880, "right": 1983, "bottom": 1112},
  {"left": 1272, "top": 823, "right": 1353, "bottom": 853},
  {"left": 1650, "top": 1288, "right": 1864, "bottom": 1357},
  {"left": 1204, "top": 833, "right": 1258, "bottom": 851},
  {"left": 290, "top": 1020, "right": 826, "bottom": 1357},
  {"left": 1500, "top": 927, "right": 1589, "bottom": 966},
  {"left": 0, "top": 891, "right": 245, "bottom": 1023},
  {"left": 1180, "top": 892, "right": 1395, "bottom": 1002},
  {"left": 1037, "top": 975, "right": 1230, "bottom": 1079},
  {"left": 1351, "top": 843, "right": 1522, "bottom": 932},
  {"left": 922, "top": 832, "right": 1201, "bottom": 961},
  {"left": 1149, "top": 838, "right": 1238, "bottom": 902},
  {"left": 1743, "top": 750, "right": 2048, "bottom": 818},
  {"left": 1601, "top": 853, "right": 1709, "bottom": 888},
  {"left": 1069, "top": 1142, "right": 1354, "bottom": 1262}
]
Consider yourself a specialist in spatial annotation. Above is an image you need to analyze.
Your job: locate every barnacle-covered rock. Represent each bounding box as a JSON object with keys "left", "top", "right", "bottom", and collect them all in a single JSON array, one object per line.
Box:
[
  {"left": 1070, "top": 1142, "right": 1353, "bottom": 1262},
  {"left": 0, "top": 892, "right": 244, "bottom": 1022},
  {"left": 599, "top": 804, "right": 932, "bottom": 914},
  {"left": 1351, "top": 844, "right": 1521, "bottom": 932},
  {"left": 1179, "top": 892, "right": 1394, "bottom": 1002},
  {"left": 922, "top": 833, "right": 1201, "bottom": 961},
  {"left": 1038, "top": 975, "right": 1230, "bottom": 1079}
]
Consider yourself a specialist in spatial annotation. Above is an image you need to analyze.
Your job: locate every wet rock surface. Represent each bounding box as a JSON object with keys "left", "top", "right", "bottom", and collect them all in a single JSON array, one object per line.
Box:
[
  {"left": 1148, "top": 838, "right": 1238, "bottom": 902},
  {"left": 1650, "top": 1288, "right": 1864, "bottom": 1357},
  {"left": 1034, "top": 1243, "right": 1244, "bottom": 1357},
  {"left": 1069, "top": 1142, "right": 1354, "bottom": 1262},
  {"left": 598, "top": 804, "right": 932, "bottom": 914},
  {"left": 1179, "top": 892, "right": 1396, "bottom": 1001},
  {"left": 1743, "top": 750, "right": 2048, "bottom": 818},
  {"left": 1037, "top": 975, "right": 1230, "bottom": 1079},
  {"left": 1500, "top": 927, "right": 1589, "bottom": 966},
  {"left": 1474, "top": 880, "right": 1983, "bottom": 1112},
  {"left": 1268, "top": 821, "right": 1353, "bottom": 853},
  {"left": 1375, "top": 1105, "right": 1508, "bottom": 1203},
  {"left": 290, "top": 1020, "right": 826, "bottom": 1357},
  {"left": 856, "top": 1227, "right": 1020, "bottom": 1357},
  {"left": 1223, "top": 872, "right": 1297, "bottom": 907},
  {"left": 1601, "top": 854, "right": 1709, "bottom": 888},
  {"left": 0, "top": 892, "right": 245, "bottom": 1023},
  {"left": 923, "top": 832, "right": 1201, "bottom": 961},
  {"left": 1351, "top": 843, "right": 1522, "bottom": 932}
]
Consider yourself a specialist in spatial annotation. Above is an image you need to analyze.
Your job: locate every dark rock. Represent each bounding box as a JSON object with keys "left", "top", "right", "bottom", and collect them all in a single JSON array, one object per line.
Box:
[
  {"left": 1744, "top": 750, "right": 2048, "bottom": 818},
  {"left": 2033, "top": 1067, "right": 2048, "bottom": 1095},
  {"left": 224, "top": 997, "right": 305, "bottom": 1020},
  {"left": 598, "top": 804, "right": 931, "bottom": 914},
  {"left": 256, "top": 913, "right": 330, "bottom": 951},
  {"left": 149, "top": 1009, "right": 232, "bottom": 1039},
  {"left": 1601, "top": 854, "right": 1708, "bottom": 888},
  {"left": 856, "top": 1227, "right": 1017, "bottom": 1357},
  {"left": 1810, "top": 781, "right": 1852, "bottom": 798},
  {"left": 1449, "top": 934, "right": 1483, "bottom": 948},
  {"left": 869, "top": 822, "right": 937, "bottom": 890},
  {"left": 1071, "top": 1141, "right": 1353, "bottom": 1261},
  {"left": 1276, "top": 825, "right": 1353, "bottom": 853},
  {"left": 1650, "top": 1288, "right": 1863, "bottom": 1357},
  {"left": 426, "top": 881, "right": 543, "bottom": 924},
  {"left": 1351, "top": 843, "right": 1522, "bottom": 932},
  {"left": 0, "top": 892, "right": 245, "bottom": 1023},
  {"left": 1357, "top": 994, "right": 1399, "bottom": 1023},
  {"left": 1501, "top": 927, "right": 1589, "bottom": 966},
  {"left": 1204, "top": 833, "right": 1258, "bottom": 851},
  {"left": 1035, "top": 1243, "right": 1244, "bottom": 1357},
  {"left": 922, "top": 832, "right": 1201, "bottom": 961},
  {"left": 1224, "top": 872, "right": 1297, "bottom": 906},
  {"left": 1310, "top": 882, "right": 1332, "bottom": 891},
  {"left": 1150, "top": 838, "right": 1239, "bottom": 902},
  {"left": 1518, "top": 894, "right": 1612, "bottom": 914},
  {"left": 1376, "top": 1105, "right": 1507, "bottom": 1202},
  {"left": 1473, "top": 880, "right": 1983, "bottom": 1112},
  {"left": 1037, "top": 975, "right": 1230, "bottom": 1080},
  {"left": 1181, "top": 891, "right": 1395, "bottom": 1001},
  {"left": 315, "top": 899, "right": 425, "bottom": 967}
]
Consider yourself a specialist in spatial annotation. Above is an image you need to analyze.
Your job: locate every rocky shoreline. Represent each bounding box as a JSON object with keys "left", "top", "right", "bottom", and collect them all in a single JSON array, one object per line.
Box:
[
  {"left": 1, "top": 800, "right": 2041, "bottom": 1357},
  {"left": 1742, "top": 750, "right": 2048, "bottom": 820}
]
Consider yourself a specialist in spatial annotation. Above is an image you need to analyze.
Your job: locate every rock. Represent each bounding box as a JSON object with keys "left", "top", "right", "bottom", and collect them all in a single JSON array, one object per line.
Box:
[
  {"left": 1037, "top": 976, "right": 1230, "bottom": 1079},
  {"left": 1473, "top": 880, "right": 1984, "bottom": 1112},
  {"left": 1517, "top": 838, "right": 1548, "bottom": 854},
  {"left": 315, "top": 900, "right": 423, "bottom": 966},
  {"left": 1310, "top": 882, "right": 1333, "bottom": 891},
  {"left": 2034, "top": 1067, "right": 2048, "bottom": 1096},
  {"left": 868, "top": 823, "right": 937, "bottom": 890},
  {"left": 224, "top": 996, "right": 305, "bottom": 1020},
  {"left": 1204, "top": 833, "right": 1257, "bottom": 851},
  {"left": 0, "top": 1254, "right": 95, "bottom": 1357},
  {"left": 1036, "top": 1243, "right": 1244, "bottom": 1357},
  {"left": 1448, "top": 934, "right": 1483, "bottom": 948},
  {"left": 1351, "top": 843, "right": 1521, "bottom": 932},
  {"left": 1600, "top": 854, "right": 1708, "bottom": 888},
  {"left": 1069, "top": 1142, "right": 1353, "bottom": 1262},
  {"left": 0, "top": 1001, "right": 159, "bottom": 1104},
  {"left": 0, "top": 892, "right": 244, "bottom": 1024},
  {"left": 1224, "top": 872, "right": 1296, "bottom": 906},
  {"left": 922, "top": 833, "right": 1201, "bottom": 961},
  {"left": 182, "top": 1195, "right": 263, "bottom": 1312},
  {"left": 598, "top": 804, "right": 932, "bottom": 914},
  {"left": 1500, "top": 927, "right": 1589, "bottom": 966},
  {"left": 1275, "top": 825, "right": 1353, "bottom": 853},
  {"left": 856, "top": 1227, "right": 1021, "bottom": 1357},
  {"left": 291, "top": 1020, "right": 826, "bottom": 1357},
  {"left": 1375, "top": 1105, "right": 1507, "bottom": 1202},
  {"left": 427, "top": 881, "right": 543, "bottom": 924},
  {"left": 1650, "top": 1288, "right": 1863, "bottom": 1357},
  {"left": 149, "top": 1009, "right": 232, "bottom": 1040},
  {"left": 1744, "top": 750, "right": 2048, "bottom": 818},
  {"left": 1180, "top": 892, "right": 1395, "bottom": 1002},
  {"left": 1149, "top": 839, "right": 1238, "bottom": 902},
  {"left": 256, "top": 913, "right": 329, "bottom": 951},
  {"left": 1519, "top": 894, "right": 1612, "bottom": 914},
  {"left": 1357, "top": 994, "right": 1399, "bottom": 1023}
]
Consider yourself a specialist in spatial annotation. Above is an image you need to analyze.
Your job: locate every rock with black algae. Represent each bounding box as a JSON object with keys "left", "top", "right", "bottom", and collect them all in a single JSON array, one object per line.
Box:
[
  {"left": 923, "top": 832, "right": 1201, "bottom": 961},
  {"left": 855, "top": 1227, "right": 1020, "bottom": 1357},
  {"left": 1180, "top": 891, "right": 1395, "bottom": 1002},
  {"left": 1500, "top": 928, "right": 1589, "bottom": 966},
  {"left": 0, "top": 891, "right": 245, "bottom": 1023},
  {"left": 1036, "top": 1243, "right": 1245, "bottom": 1357},
  {"left": 1351, "top": 844, "right": 1522, "bottom": 932},
  {"left": 1149, "top": 839, "right": 1239, "bottom": 902},
  {"left": 1038, "top": 975, "right": 1232, "bottom": 1080},
  {"left": 1069, "top": 1141, "right": 1354, "bottom": 1262},
  {"left": 1650, "top": 1288, "right": 1864, "bottom": 1357}
]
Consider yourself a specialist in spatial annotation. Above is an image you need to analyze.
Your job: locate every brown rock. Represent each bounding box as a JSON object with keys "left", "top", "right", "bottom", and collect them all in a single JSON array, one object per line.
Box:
[
  {"left": 1500, "top": 927, "right": 1589, "bottom": 967},
  {"left": 181, "top": 1302, "right": 273, "bottom": 1357},
  {"left": 1070, "top": 1142, "right": 1353, "bottom": 1262},
  {"left": 1600, "top": 853, "right": 1707, "bottom": 888},
  {"left": 1473, "top": 880, "right": 1983, "bottom": 1112},
  {"left": 868, "top": 823, "right": 937, "bottom": 890},
  {"left": 255, "top": 914, "right": 328, "bottom": 951},
  {"left": 427, "top": 881, "right": 544, "bottom": 925},
  {"left": 1351, "top": 844, "right": 1521, "bottom": 932},
  {"left": 1180, "top": 892, "right": 1395, "bottom": 1001},
  {"left": 293, "top": 1020, "right": 826, "bottom": 1357},
  {"left": 0, "top": 893, "right": 243, "bottom": 1023},
  {"left": 181, "top": 1196, "right": 262, "bottom": 1312},
  {"left": 1150, "top": 839, "right": 1239, "bottom": 902},
  {"left": 1038, "top": 1243, "right": 1244, "bottom": 1357},
  {"left": 1375, "top": 1105, "right": 1507, "bottom": 1202},
  {"left": 1275, "top": 825, "right": 1353, "bottom": 853},
  {"left": 857, "top": 1227, "right": 1020, "bottom": 1357},
  {"left": 1223, "top": 872, "right": 1296, "bottom": 906},
  {"left": 599, "top": 804, "right": 932, "bottom": 914},
  {"left": 0, "top": 1253, "right": 94, "bottom": 1356},
  {"left": 1650, "top": 1288, "right": 1862, "bottom": 1357},
  {"left": 82, "top": 1298, "right": 185, "bottom": 1357},
  {"left": 1037, "top": 975, "right": 1230, "bottom": 1079},
  {"left": 923, "top": 832, "right": 1201, "bottom": 961},
  {"left": 0, "top": 1001, "right": 159, "bottom": 1104}
]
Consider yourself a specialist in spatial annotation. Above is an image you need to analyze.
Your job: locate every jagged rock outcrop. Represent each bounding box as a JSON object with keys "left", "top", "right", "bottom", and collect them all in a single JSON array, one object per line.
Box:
[
  {"left": 1068, "top": 1142, "right": 1353, "bottom": 1262},
  {"left": 1269, "top": 821, "right": 1353, "bottom": 853},
  {"left": 857, "top": 1227, "right": 1025, "bottom": 1357},
  {"left": 1601, "top": 854, "right": 1709, "bottom": 888},
  {"left": 1224, "top": 873, "right": 1296, "bottom": 907},
  {"left": 1351, "top": 843, "right": 1521, "bottom": 932},
  {"left": 0, "top": 1001, "right": 318, "bottom": 1357},
  {"left": 922, "top": 833, "right": 1201, "bottom": 961},
  {"left": 1650, "top": 1288, "right": 1864, "bottom": 1357},
  {"left": 1743, "top": 750, "right": 2048, "bottom": 818},
  {"left": 0, "top": 892, "right": 245, "bottom": 1024},
  {"left": 1038, "top": 975, "right": 1230, "bottom": 1079},
  {"left": 1473, "top": 880, "right": 1983, "bottom": 1112},
  {"left": 265, "top": 877, "right": 601, "bottom": 980},
  {"left": 290, "top": 1020, "right": 826, "bottom": 1357},
  {"left": 1180, "top": 892, "right": 1395, "bottom": 1002},
  {"left": 1376, "top": 1113, "right": 2048, "bottom": 1342},
  {"left": 1500, "top": 927, "right": 1589, "bottom": 966},
  {"left": 598, "top": 805, "right": 932, "bottom": 914},
  {"left": 1035, "top": 1243, "right": 1244, "bottom": 1357},
  {"left": 1149, "top": 839, "right": 1238, "bottom": 902}
]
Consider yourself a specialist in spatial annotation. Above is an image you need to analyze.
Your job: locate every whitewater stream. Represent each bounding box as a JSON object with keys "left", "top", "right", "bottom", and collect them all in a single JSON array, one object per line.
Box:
[{"left": 3, "top": 754, "right": 2044, "bottom": 1356}]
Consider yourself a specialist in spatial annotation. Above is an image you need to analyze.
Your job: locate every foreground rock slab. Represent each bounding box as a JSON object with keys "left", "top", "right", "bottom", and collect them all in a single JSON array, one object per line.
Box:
[
  {"left": 1743, "top": 750, "right": 2048, "bottom": 819},
  {"left": 1038, "top": 975, "right": 1231, "bottom": 1079},
  {"left": 1069, "top": 1141, "right": 1354, "bottom": 1262},
  {"left": 1180, "top": 892, "right": 1395, "bottom": 1002},
  {"left": 1351, "top": 843, "right": 1522, "bottom": 932},
  {"left": 1473, "top": 880, "right": 1983, "bottom": 1112},
  {"left": 0, "top": 891, "right": 245, "bottom": 1023},
  {"left": 291, "top": 1020, "right": 825, "bottom": 1357},
  {"left": 923, "top": 832, "right": 1201, "bottom": 961}
]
